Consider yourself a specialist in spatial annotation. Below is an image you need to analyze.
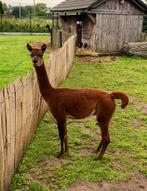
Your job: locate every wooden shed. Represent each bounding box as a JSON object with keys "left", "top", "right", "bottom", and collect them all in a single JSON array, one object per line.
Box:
[{"left": 52, "top": 0, "right": 147, "bottom": 53}]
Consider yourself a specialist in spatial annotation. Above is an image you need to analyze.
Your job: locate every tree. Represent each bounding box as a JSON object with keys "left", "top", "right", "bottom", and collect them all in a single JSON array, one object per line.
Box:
[
  {"left": 0, "top": 1, "right": 4, "bottom": 15},
  {"left": 12, "top": 6, "right": 26, "bottom": 18},
  {"left": 12, "top": 6, "right": 20, "bottom": 18},
  {"left": 35, "top": 3, "right": 48, "bottom": 16},
  {"left": 24, "top": 5, "right": 33, "bottom": 16},
  {"left": 2, "top": 3, "right": 9, "bottom": 11}
]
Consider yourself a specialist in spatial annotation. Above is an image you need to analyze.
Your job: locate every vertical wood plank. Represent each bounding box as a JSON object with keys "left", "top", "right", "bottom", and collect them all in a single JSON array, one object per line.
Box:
[
  {"left": 3, "top": 86, "right": 10, "bottom": 187},
  {"left": 0, "top": 90, "right": 4, "bottom": 191},
  {"left": 14, "top": 78, "right": 23, "bottom": 168},
  {"left": 8, "top": 83, "right": 16, "bottom": 182}
]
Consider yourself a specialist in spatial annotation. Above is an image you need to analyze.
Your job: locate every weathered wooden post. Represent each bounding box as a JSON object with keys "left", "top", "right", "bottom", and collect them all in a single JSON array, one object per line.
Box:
[
  {"left": 0, "top": 14, "right": 2, "bottom": 32},
  {"left": 29, "top": 12, "right": 32, "bottom": 34},
  {"left": 0, "top": 1, "right": 4, "bottom": 32},
  {"left": 59, "top": 30, "right": 62, "bottom": 48},
  {"left": 51, "top": 13, "right": 55, "bottom": 48}
]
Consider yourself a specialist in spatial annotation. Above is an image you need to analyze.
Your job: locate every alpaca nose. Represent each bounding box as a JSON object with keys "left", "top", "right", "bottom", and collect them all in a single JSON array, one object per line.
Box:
[{"left": 33, "top": 59, "right": 38, "bottom": 64}]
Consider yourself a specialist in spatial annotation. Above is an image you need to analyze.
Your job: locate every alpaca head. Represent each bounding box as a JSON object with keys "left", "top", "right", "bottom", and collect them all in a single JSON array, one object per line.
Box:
[{"left": 27, "top": 43, "right": 46, "bottom": 67}]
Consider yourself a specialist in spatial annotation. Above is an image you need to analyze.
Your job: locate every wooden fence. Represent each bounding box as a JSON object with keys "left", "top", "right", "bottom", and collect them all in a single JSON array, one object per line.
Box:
[
  {"left": 0, "top": 35, "right": 76, "bottom": 191},
  {"left": 51, "top": 28, "right": 74, "bottom": 49}
]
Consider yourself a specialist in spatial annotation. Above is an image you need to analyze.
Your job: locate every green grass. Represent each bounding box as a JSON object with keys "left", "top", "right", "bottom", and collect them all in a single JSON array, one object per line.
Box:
[
  {"left": 10, "top": 56, "right": 147, "bottom": 190},
  {"left": 0, "top": 35, "right": 49, "bottom": 89}
]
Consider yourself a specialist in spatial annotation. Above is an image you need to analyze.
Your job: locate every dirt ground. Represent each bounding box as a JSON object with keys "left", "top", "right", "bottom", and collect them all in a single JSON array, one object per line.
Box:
[
  {"left": 76, "top": 55, "right": 117, "bottom": 64},
  {"left": 76, "top": 48, "right": 117, "bottom": 64},
  {"left": 68, "top": 174, "right": 147, "bottom": 191}
]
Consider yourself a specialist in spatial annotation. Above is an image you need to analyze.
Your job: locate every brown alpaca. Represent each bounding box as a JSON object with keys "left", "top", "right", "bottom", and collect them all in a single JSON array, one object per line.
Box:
[{"left": 27, "top": 43, "right": 129, "bottom": 160}]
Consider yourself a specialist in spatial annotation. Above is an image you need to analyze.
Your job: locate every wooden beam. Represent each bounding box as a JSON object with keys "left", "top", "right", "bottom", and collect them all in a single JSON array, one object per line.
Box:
[
  {"left": 87, "top": 14, "right": 96, "bottom": 24},
  {"left": 120, "top": 0, "right": 124, "bottom": 4},
  {"left": 88, "top": 9, "right": 144, "bottom": 15}
]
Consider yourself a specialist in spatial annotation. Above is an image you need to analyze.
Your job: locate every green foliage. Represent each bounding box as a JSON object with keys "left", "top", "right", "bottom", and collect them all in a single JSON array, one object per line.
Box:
[
  {"left": 1, "top": 17, "right": 51, "bottom": 32},
  {"left": 0, "top": 1, "right": 4, "bottom": 14},
  {"left": 12, "top": 6, "right": 27, "bottom": 18},
  {"left": 11, "top": 3, "right": 50, "bottom": 18},
  {"left": 35, "top": 3, "right": 48, "bottom": 16},
  {"left": 2, "top": 3, "right": 8, "bottom": 11},
  {"left": 29, "top": 181, "right": 49, "bottom": 191},
  {"left": 10, "top": 56, "right": 147, "bottom": 190}
]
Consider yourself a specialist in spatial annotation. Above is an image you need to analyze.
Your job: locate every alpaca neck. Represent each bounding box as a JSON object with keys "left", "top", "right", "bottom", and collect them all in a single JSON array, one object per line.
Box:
[{"left": 35, "top": 63, "right": 53, "bottom": 100}]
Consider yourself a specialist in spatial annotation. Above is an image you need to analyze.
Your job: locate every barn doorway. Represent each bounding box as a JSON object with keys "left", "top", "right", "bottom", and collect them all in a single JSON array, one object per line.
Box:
[{"left": 76, "top": 20, "right": 82, "bottom": 46}]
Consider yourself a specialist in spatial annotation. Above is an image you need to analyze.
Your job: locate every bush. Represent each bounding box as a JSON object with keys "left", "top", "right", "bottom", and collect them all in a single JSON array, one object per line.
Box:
[{"left": 0, "top": 17, "right": 52, "bottom": 32}]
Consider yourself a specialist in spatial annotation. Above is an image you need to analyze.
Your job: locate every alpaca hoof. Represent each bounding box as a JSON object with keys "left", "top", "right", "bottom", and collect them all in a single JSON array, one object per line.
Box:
[
  {"left": 95, "top": 149, "right": 99, "bottom": 153},
  {"left": 96, "top": 144, "right": 103, "bottom": 153},
  {"left": 57, "top": 152, "right": 64, "bottom": 158},
  {"left": 95, "top": 147, "right": 102, "bottom": 153},
  {"left": 65, "top": 149, "right": 69, "bottom": 153},
  {"left": 98, "top": 155, "right": 104, "bottom": 160}
]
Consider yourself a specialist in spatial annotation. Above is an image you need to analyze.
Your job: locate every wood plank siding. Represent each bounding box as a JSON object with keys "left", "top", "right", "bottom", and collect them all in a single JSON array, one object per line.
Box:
[
  {"left": 90, "top": 14, "right": 143, "bottom": 52},
  {"left": 90, "top": 0, "right": 144, "bottom": 14},
  {"left": 89, "top": 0, "right": 144, "bottom": 52},
  {"left": 60, "top": 16, "right": 77, "bottom": 33},
  {"left": 53, "top": 0, "right": 146, "bottom": 52}
]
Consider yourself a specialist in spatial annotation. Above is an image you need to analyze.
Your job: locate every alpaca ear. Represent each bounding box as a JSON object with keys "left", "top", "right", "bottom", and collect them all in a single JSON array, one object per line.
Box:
[
  {"left": 27, "top": 44, "right": 32, "bottom": 52},
  {"left": 42, "top": 44, "right": 47, "bottom": 52}
]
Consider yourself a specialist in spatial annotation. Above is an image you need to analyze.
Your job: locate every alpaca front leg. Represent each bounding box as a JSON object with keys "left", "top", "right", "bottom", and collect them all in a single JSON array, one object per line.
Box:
[
  {"left": 96, "top": 121, "right": 103, "bottom": 153},
  {"left": 57, "top": 120, "right": 67, "bottom": 157},
  {"left": 64, "top": 126, "right": 69, "bottom": 153}
]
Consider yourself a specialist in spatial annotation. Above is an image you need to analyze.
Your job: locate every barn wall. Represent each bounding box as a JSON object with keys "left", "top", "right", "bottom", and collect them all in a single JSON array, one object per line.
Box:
[
  {"left": 82, "top": 15, "right": 95, "bottom": 45},
  {"left": 60, "top": 16, "right": 77, "bottom": 34},
  {"left": 57, "top": 0, "right": 145, "bottom": 52},
  {"left": 89, "top": 0, "right": 144, "bottom": 52},
  {"left": 90, "top": 14, "right": 143, "bottom": 52},
  {"left": 91, "top": 0, "right": 144, "bottom": 14}
]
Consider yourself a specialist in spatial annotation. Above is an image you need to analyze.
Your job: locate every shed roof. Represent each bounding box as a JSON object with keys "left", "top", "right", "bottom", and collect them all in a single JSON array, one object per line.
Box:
[
  {"left": 52, "top": 0, "right": 96, "bottom": 11},
  {"left": 52, "top": 0, "right": 147, "bottom": 12}
]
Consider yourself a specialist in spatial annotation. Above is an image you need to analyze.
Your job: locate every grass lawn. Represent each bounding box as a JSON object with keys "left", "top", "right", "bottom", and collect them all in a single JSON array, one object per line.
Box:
[
  {"left": 0, "top": 35, "right": 49, "bottom": 89},
  {"left": 10, "top": 56, "right": 147, "bottom": 191}
]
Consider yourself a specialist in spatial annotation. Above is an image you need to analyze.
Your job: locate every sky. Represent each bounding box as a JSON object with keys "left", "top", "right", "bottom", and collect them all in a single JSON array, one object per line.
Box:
[
  {"left": 1, "top": 0, "right": 147, "bottom": 7},
  {"left": 1, "top": 0, "right": 65, "bottom": 7}
]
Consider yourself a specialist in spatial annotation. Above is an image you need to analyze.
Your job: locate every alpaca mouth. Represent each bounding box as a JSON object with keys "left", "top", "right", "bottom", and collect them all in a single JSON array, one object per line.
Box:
[{"left": 33, "top": 62, "right": 42, "bottom": 67}]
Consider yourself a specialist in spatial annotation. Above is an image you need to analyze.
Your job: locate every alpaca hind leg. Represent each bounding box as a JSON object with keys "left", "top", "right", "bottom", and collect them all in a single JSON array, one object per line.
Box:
[
  {"left": 97, "top": 121, "right": 110, "bottom": 160},
  {"left": 96, "top": 121, "right": 105, "bottom": 153},
  {"left": 98, "top": 134, "right": 110, "bottom": 160},
  {"left": 96, "top": 140, "right": 103, "bottom": 153}
]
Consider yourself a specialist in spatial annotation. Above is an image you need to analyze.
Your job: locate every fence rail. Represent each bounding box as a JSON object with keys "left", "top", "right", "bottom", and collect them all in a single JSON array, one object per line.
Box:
[{"left": 0, "top": 35, "right": 76, "bottom": 191}]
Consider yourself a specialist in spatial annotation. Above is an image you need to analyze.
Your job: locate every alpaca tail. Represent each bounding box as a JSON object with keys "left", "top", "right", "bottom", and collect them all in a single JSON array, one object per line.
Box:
[{"left": 110, "top": 92, "right": 129, "bottom": 109}]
